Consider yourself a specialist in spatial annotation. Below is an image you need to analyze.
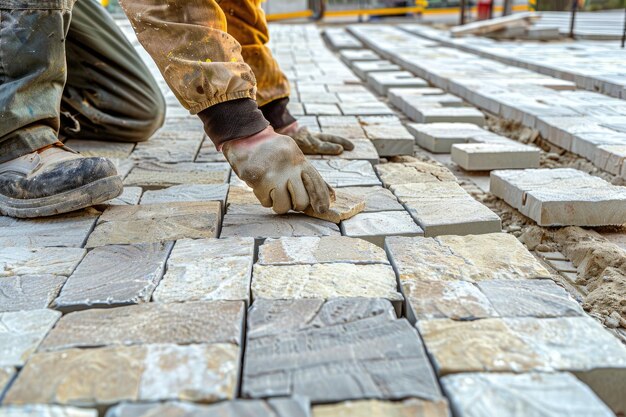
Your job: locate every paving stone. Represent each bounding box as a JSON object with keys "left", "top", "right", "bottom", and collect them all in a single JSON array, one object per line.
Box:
[
  {"left": 195, "top": 138, "right": 227, "bottom": 162},
  {"left": 40, "top": 300, "right": 243, "bottom": 351},
  {"left": 490, "top": 168, "right": 626, "bottom": 226},
  {"left": 313, "top": 399, "right": 450, "bottom": 417},
  {"left": 363, "top": 124, "right": 414, "bottom": 156},
  {"left": 385, "top": 234, "right": 550, "bottom": 283},
  {"left": 4, "top": 343, "right": 239, "bottom": 406},
  {"left": 546, "top": 259, "right": 577, "bottom": 273},
  {"left": 105, "top": 398, "right": 311, "bottom": 417},
  {"left": 106, "top": 186, "right": 142, "bottom": 205},
  {"left": 341, "top": 211, "right": 424, "bottom": 247},
  {"left": 451, "top": 143, "right": 541, "bottom": 171},
  {"left": 221, "top": 213, "right": 340, "bottom": 240},
  {"left": 351, "top": 60, "right": 400, "bottom": 79},
  {"left": 124, "top": 162, "right": 230, "bottom": 188},
  {"left": 53, "top": 242, "right": 172, "bottom": 311},
  {"left": 323, "top": 28, "right": 363, "bottom": 50},
  {"left": 0, "top": 309, "right": 60, "bottom": 367},
  {"left": 320, "top": 125, "right": 367, "bottom": 139},
  {"left": 341, "top": 186, "right": 404, "bottom": 212},
  {"left": 110, "top": 158, "right": 135, "bottom": 179},
  {"left": 477, "top": 279, "right": 584, "bottom": 317},
  {"left": 86, "top": 202, "right": 221, "bottom": 247},
  {"left": 64, "top": 139, "right": 135, "bottom": 159},
  {"left": 321, "top": 140, "right": 379, "bottom": 164},
  {"left": 242, "top": 298, "right": 441, "bottom": 403},
  {"left": 408, "top": 106, "right": 486, "bottom": 125},
  {"left": 304, "top": 103, "right": 341, "bottom": 115},
  {"left": 304, "top": 190, "right": 365, "bottom": 223},
  {"left": 0, "top": 275, "right": 67, "bottom": 312},
  {"left": 366, "top": 71, "right": 429, "bottom": 95},
  {"left": 407, "top": 123, "right": 486, "bottom": 153},
  {"left": 392, "top": 182, "right": 501, "bottom": 236},
  {"left": 310, "top": 160, "right": 381, "bottom": 187},
  {"left": 442, "top": 372, "right": 615, "bottom": 417},
  {"left": 339, "top": 49, "right": 380, "bottom": 63},
  {"left": 0, "top": 210, "right": 99, "bottom": 248},
  {"left": 139, "top": 184, "right": 228, "bottom": 207},
  {"left": 0, "top": 246, "right": 85, "bottom": 277},
  {"left": 389, "top": 88, "right": 447, "bottom": 113},
  {"left": 376, "top": 161, "right": 456, "bottom": 187},
  {"left": 298, "top": 92, "right": 339, "bottom": 104},
  {"left": 318, "top": 115, "right": 360, "bottom": 128},
  {"left": 338, "top": 102, "right": 395, "bottom": 116},
  {"left": 0, "top": 405, "right": 98, "bottom": 417},
  {"left": 258, "top": 236, "right": 389, "bottom": 265},
  {"left": 152, "top": 238, "right": 254, "bottom": 303},
  {"left": 131, "top": 135, "right": 202, "bottom": 162}
]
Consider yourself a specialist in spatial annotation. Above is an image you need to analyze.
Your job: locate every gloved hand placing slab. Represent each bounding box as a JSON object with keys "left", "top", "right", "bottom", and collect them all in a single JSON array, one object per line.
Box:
[{"left": 278, "top": 122, "right": 355, "bottom": 156}]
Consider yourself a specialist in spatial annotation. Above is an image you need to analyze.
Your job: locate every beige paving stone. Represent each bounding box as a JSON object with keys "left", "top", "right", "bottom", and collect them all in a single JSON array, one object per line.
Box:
[
  {"left": 0, "top": 275, "right": 67, "bottom": 312},
  {"left": 258, "top": 236, "right": 389, "bottom": 265},
  {"left": 64, "top": 139, "right": 135, "bottom": 159},
  {"left": 53, "top": 242, "right": 172, "bottom": 311},
  {"left": 0, "top": 247, "right": 85, "bottom": 277},
  {"left": 0, "top": 405, "right": 98, "bottom": 417},
  {"left": 321, "top": 139, "right": 379, "bottom": 164},
  {"left": 313, "top": 399, "right": 450, "bottom": 417},
  {"left": 311, "top": 160, "right": 381, "bottom": 187},
  {"left": 0, "top": 309, "right": 60, "bottom": 367},
  {"left": 195, "top": 137, "right": 227, "bottom": 162},
  {"left": 341, "top": 211, "right": 424, "bottom": 247},
  {"left": 4, "top": 343, "right": 239, "bottom": 406},
  {"left": 451, "top": 143, "right": 540, "bottom": 171},
  {"left": 221, "top": 213, "right": 340, "bottom": 240},
  {"left": 375, "top": 161, "right": 456, "bottom": 187},
  {"left": 152, "top": 238, "right": 254, "bottom": 303},
  {"left": 392, "top": 182, "right": 501, "bottom": 236},
  {"left": 0, "top": 210, "right": 99, "bottom": 248},
  {"left": 385, "top": 234, "right": 550, "bottom": 283},
  {"left": 226, "top": 184, "right": 257, "bottom": 205},
  {"left": 252, "top": 264, "right": 403, "bottom": 307},
  {"left": 124, "top": 161, "right": 230, "bottom": 188},
  {"left": 304, "top": 190, "right": 365, "bottom": 223},
  {"left": 341, "top": 186, "right": 404, "bottom": 212},
  {"left": 106, "top": 186, "right": 142, "bottom": 205},
  {"left": 442, "top": 372, "right": 615, "bottom": 417},
  {"left": 363, "top": 124, "right": 415, "bottom": 156},
  {"left": 407, "top": 122, "right": 485, "bottom": 153},
  {"left": 139, "top": 183, "right": 228, "bottom": 206},
  {"left": 86, "top": 202, "right": 221, "bottom": 247},
  {"left": 40, "top": 300, "right": 244, "bottom": 351}
]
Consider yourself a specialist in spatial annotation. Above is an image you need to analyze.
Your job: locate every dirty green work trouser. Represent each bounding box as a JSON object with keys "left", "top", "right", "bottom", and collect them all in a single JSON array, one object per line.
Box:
[{"left": 0, "top": 0, "right": 166, "bottom": 164}]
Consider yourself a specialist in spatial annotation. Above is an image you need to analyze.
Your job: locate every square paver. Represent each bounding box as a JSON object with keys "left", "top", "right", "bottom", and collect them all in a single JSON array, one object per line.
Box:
[
  {"left": 321, "top": 139, "right": 379, "bottom": 164},
  {"left": 0, "top": 275, "right": 67, "bottom": 312},
  {"left": 0, "top": 406, "right": 98, "bottom": 417},
  {"left": 310, "top": 160, "right": 381, "bottom": 187},
  {"left": 407, "top": 123, "right": 486, "bottom": 153},
  {"left": 131, "top": 133, "right": 203, "bottom": 162},
  {"left": 221, "top": 213, "right": 340, "bottom": 241},
  {"left": 451, "top": 143, "right": 540, "bottom": 171},
  {"left": 139, "top": 183, "right": 228, "bottom": 207},
  {"left": 363, "top": 124, "right": 414, "bottom": 156},
  {"left": 351, "top": 60, "right": 401, "bottom": 79},
  {"left": 375, "top": 161, "right": 456, "bottom": 188},
  {"left": 0, "top": 246, "right": 85, "bottom": 277},
  {"left": 0, "top": 309, "right": 60, "bottom": 367},
  {"left": 64, "top": 140, "right": 135, "bottom": 159},
  {"left": 340, "top": 186, "right": 404, "bottom": 212},
  {"left": 341, "top": 211, "right": 424, "bottom": 247},
  {"left": 124, "top": 162, "right": 230, "bottom": 188}
]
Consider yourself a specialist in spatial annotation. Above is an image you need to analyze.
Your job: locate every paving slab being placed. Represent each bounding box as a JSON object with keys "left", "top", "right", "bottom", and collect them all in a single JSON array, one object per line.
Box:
[
  {"left": 65, "top": 139, "right": 135, "bottom": 159},
  {"left": 304, "top": 190, "right": 365, "bottom": 223},
  {"left": 321, "top": 139, "right": 380, "bottom": 164},
  {"left": 341, "top": 211, "right": 424, "bottom": 247},
  {"left": 392, "top": 182, "right": 501, "bottom": 236},
  {"left": 310, "top": 160, "right": 381, "bottom": 188},
  {"left": 0, "top": 309, "right": 60, "bottom": 367},
  {"left": 0, "top": 275, "right": 67, "bottom": 312},
  {"left": 407, "top": 123, "right": 486, "bottom": 153},
  {"left": 490, "top": 168, "right": 626, "bottom": 226},
  {"left": 366, "top": 71, "right": 429, "bottom": 95},
  {"left": 451, "top": 143, "right": 541, "bottom": 171},
  {"left": 242, "top": 298, "right": 442, "bottom": 404},
  {"left": 389, "top": 88, "right": 447, "bottom": 113}
]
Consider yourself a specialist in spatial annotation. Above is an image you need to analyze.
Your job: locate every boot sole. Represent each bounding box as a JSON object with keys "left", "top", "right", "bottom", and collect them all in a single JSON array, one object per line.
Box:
[{"left": 0, "top": 175, "right": 123, "bottom": 218}]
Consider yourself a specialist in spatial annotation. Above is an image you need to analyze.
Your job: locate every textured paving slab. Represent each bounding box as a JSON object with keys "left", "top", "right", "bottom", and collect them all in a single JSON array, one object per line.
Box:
[
  {"left": 313, "top": 399, "right": 450, "bottom": 417},
  {"left": 407, "top": 123, "right": 485, "bottom": 153},
  {"left": 124, "top": 162, "right": 230, "bottom": 188},
  {"left": 304, "top": 190, "right": 365, "bottom": 223},
  {"left": 153, "top": 238, "right": 254, "bottom": 303},
  {"left": 0, "top": 275, "right": 67, "bottom": 312},
  {"left": 39, "top": 300, "right": 243, "bottom": 351},
  {"left": 0, "top": 309, "right": 60, "bottom": 367},
  {"left": 389, "top": 88, "right": 447, "bottom": 113},
  {"left": 386, "top": 233, "right": 550, "bottom": 284},
  {"left": 53, "top": 242, "right": 172, "bottom": 311},
  {"left": 409, "top": 106, "right": 486, "bottom": 125},
  {"left": 392, "top": 182, "right": 501, "bottom": 236},
  {"left": 338, "top": 102, "right": 395, "bottom": 116},
  {"left": 221, "top": 213, "right": 340, "bottom": 240},
  {"left": 130, "top": 134, "right": 202, "bottom": 162},
  {"left": 321, "top": 139, "right": 379, "bottom": 164},
  {"left": 367, "top": 71, "right": 429, "bottom": 95},
  {"left": 140, "top": 184, "right": 229, "bottom": 206},
  {"left": 242, "top": 298, "right": 441, "bottom": 403},
  {"left": 363, "top": 124, "right": 414, "bottom": 156},
  {"left": 491, "top": 168, "right": 626, "bottom": 226},
  {"left": 107, "top": 186, "right": 142, "bottom": 205},
  {"left": 341, "top": 186, "right": 404, "bottom": 212},
  {"left": 258, "top": 236, "right": 389, "bottom": 265},
  {"left": 376, "top": 161, "right": 456, "bottom": 187},
  {"left": 86, "top": 201, "right": 221, "bottom": 247},
  {"left": 442, "top": 372, "right": 614, "bottom": 417},
  {"left": 310, "top": 160, "right": 381, "bottom": 187},
  {"left": 451, "top": 143, "right": 540, "bottom": 171},
  {"left": 0, "top": 405, "right": 98, "bottom": 417},
  {"left": 341, "top": 211, "right": 424, "bottom": 247},
  {"left": 64, "top": 139, "right": 135, "bottom": 159},
  {"left": 324, "top": 28, "right": 363, "bottom": 50},
  {"left": 351, "top": 60, "right": 400, "bottom": 79},
  {"left": 195, "top": 137, "right": 227, "bottom": 162},
  {"left": 0, "top": 247, "right": 85, "bottom": 277},
  {"left": 0, "top": 210, "right": 99, "bottom": 248},
  {"left": 4, "top": 343, "right": 240, "bottom": 406}
]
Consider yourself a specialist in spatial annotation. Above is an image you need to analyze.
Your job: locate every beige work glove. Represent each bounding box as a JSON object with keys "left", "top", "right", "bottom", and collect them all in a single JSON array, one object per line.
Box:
[
  {"left": 278, "top": 122, "right": 354, "bottom": 155},
  {"left": 222, "top": 126, "right": 335, "bottom": 215}
]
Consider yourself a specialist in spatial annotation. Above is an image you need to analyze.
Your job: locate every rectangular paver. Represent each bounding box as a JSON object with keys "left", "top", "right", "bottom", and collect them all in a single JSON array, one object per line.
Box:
[
  {"left": 451, "top": 143, "right": 541, "bottom": 171},
  {"left": 341, "top": 211, "right": 424, "bottom": 247}
]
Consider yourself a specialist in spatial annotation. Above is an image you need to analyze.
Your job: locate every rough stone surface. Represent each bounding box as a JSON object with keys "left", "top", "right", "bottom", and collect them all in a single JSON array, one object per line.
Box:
[
  {"left": 351, "top": 60, "right": 400, "bottom": 79},
  {"left": 124, "top": 162, "right": 230, "bottom": 188},
  {"left": 0, "top": 275, "right": 67, "bottom": 312},
  {"left": 341, "top": 186, "right": 404, "bottom": 212},
  {"left": 376, "top": 161, "right": 456, "bottom": 187},
  {"left": 53, "top": 242, "right": 172, "bottom": 311},
  {"left": 0, "top": 405, "right": 98, "bottom": 417},
  {"left": 321, "top": 139, "right": 379, "bottom": 164},
  {"left": 220, "top": 213, "right": 340, "bottom": 240},
  {"left": 363, "top": 124, "right": 415, "bottom": 156},
  {"left": 304, "top": 190, "right": 365, "bottom": 223},
  {"left": 131, "top": 135, "right": 202, "bottom": 162},
  {"left": 367, "top": 71, "right": 429, "bottom": 95},
  {"left": 385, "top": 234, "right": 550, "bottom": 283},
  {"left": 4, "top": 343, "right": 240, "bottom": 406},
  {"left": 258, "top": 236, "right": 389, "bottom": 265},
  {"left": 106, "top": 186, "right": 142, "bottom": 205},
  {"left": 242, "top": 298, "right": 441, "bottom": 403},
  {"left": 341, "top": 211, "right": 424, "bottom": 247},
  {"left": 65, "top": 139, "right": 135, "bottom": 159},
  {"left": 310, "top": 160, "right": 381, "bottom": 188},
  {"left": 140, "top": 184, "right": 229, "bottom": 207},
  {"left": 407, "top": 123, "right": 485, "bottom": 153},
  {"left": 0, "top": 247, "right": 85, "bottom": 277},
  {"left": 442, "top": 372, "right": 615, "bottom": 417},
  {"left": 313, "top": 399, "right": 450, "bottom": 417},
  {"left": 0, "top": 309, "right": 60, "bottom": 367},
  {"left": 86, "top": 202, "right": 221, "bottom": 246},
  {"left": 152, "top": 238, "right": 254, "bottom": 303},
  {"left": 452, "top": 143, "right": 541, "bottom": 171}
]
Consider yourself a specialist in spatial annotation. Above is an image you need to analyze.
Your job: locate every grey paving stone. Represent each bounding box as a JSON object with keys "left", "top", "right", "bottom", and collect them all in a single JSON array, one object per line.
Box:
[
  {"left": 385, "top": 234, "right": 550, "bottom": 284},
  {"left": 153, "top": 238, "right": 254, "bottom": 303},
  {"left": 351, "top": 60, "right": 400, "bottom": 79},
  {"left": 0, "top": 210, "right": 99, "bottom": 248},
  {"left": 124, "top": 162, "right": 230, "bottom": 188},
  {"left": 312, "top": 399, "right": 450, "bottom": 417},
  {"left": 477, "top": 279, "right": 584, "bottom": 318},
  {"left": 242, "top": 298, "right": 441, "bottom": 404},
  {"left": 0, "top": 405, "right": 98, "bottom": 417},
  {"left": 221, "top": 213, "right": 340, "bottom": 240},
  {"left": 317, "top": 115, "right": 360, "bottom": 128},
  {"left": 85, "top": 202, "right": 221, "bottom": 247},
  {"left": 407, "top": 122, "right": 486, "bottom": 153},
  {"left": 321, "top": 140, "right": 379, "bottom": 164},
  {"left": 338, "top": 102, "right": 395, "bottom": 116},
  {"left": 304, "top": 103, "right": 341, "bottom": 115},
  {"left": 40, "top": 300, "right": 244, "bottom": 351},
  {"left": 258, "top": 236, "right": 389, "bottom": 265},
  {"left": 490, "top": 168, "right": 626, "bottom": 226},
  {"left": 363, "top": 124, "right": 414, "bottom": 156},
  {"left": 53, "top": 242, "right": 172, "bottom": 312},
  {"left": 341, "top": 186, "right": 404, "bottom": 212},
  {"left": 392, "top": 182, "right": 501, "bottom": 236},
  {"left": 442, "top": 372, "right": 614, "bottom": 417},
  {"left": 298, "top": 92, "right": 339, "bottom": 104},
  {"left": 408, "top": 106, "right": 486, "bottom": 125},
  {"left": 0, "top": 275, "right": 67, "bottom": 312},
  {"left": 195, "top": 137, "right": 227, "bottom": 162},
  {"left": 0, "top": 246, "right": 85, "bottom": 277},
  {"left": 106, "top": 186, "right": 142, "bottom": 205},
  {"left": 131, "top": 134, "right": 202, "bottom": 162},
  {"left": 451, "top": 143, "right": 540, "bottom": 171},
  {"left": 341, "top": 211, "right": 424, "bottom": 247},
  {"left": 366, "top": 71, "right": 429, "bottom": 95},
  {"left": 64, "top": 139, "right": 135, "bottom": 159},
  {"left": 389, "top": 88, "right": 446, "bottom": 112},
  {"left": 0, "top": 309, "right": 60, "bottom": 367},
  {"left": 339, "top": 49, "right": 380, "bottom": 63},
  {"left": 303, "top": 190, "right": 365, "bottom": 223},
  {"left": 310, "top": 160, "right": 381, "bottom": 187},
  {"left": 139, "top": 184, "right": 228, "bottom": 207}
]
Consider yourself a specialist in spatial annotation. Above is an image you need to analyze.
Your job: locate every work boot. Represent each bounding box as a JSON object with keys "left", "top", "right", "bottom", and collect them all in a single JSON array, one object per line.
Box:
[{"left": 0, "top": 143, "right": 123, "bottom": 218}]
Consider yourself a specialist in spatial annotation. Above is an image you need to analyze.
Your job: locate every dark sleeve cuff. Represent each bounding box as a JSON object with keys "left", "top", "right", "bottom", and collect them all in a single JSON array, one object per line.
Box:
[
  {"left": 259, "top": 97, "right": 297, "bottom": 131},
  {"left": 198, "top": 98, "right": 269, "bottom": 147}
]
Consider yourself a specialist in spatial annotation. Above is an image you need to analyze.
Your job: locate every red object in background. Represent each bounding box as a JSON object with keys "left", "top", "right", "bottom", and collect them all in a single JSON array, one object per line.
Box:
[{"left": 477, "top": 0, "right": 492, "bottom": 20}]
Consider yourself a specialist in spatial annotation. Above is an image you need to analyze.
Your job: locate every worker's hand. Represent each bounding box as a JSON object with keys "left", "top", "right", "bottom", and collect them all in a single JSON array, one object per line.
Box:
[
  {"left": 279, "top": 122, "right": 354, "bottom": 155},
  {"left": 222, "top": 126, "right": 335, "bottom": 215}
]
